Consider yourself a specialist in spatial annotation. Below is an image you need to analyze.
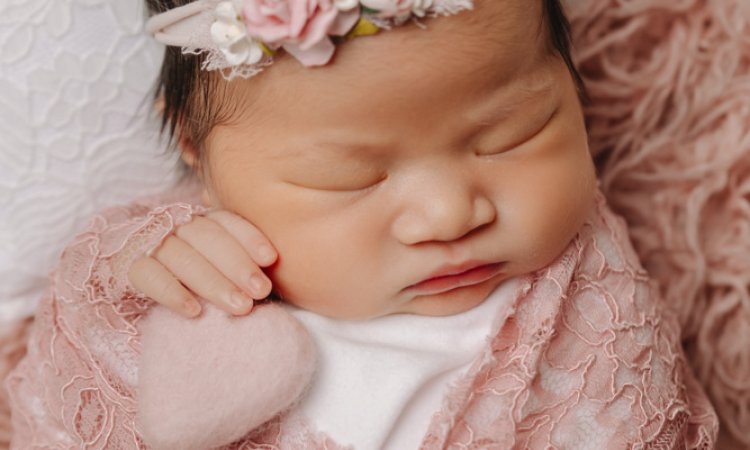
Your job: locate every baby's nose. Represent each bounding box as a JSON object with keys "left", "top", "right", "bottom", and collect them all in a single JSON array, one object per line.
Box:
[{"left": 392, "top": 180, "right": 497, "bottom": 245}]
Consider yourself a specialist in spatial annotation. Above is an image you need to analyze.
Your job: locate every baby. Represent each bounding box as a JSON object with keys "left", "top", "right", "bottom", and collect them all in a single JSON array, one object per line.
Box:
[{"left": 7, "top": 0, "right": 718, "bottom": 448}]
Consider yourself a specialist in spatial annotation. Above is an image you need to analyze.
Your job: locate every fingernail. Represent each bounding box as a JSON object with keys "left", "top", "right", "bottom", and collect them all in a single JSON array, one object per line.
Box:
[
  {"left": 228, "top": 291, "right": 253, "bottom": 311},
  {"left": 183, "top": 300, "right": 201, "bottom": 317},
  {"left": 257, "top": 244, "right": 276, "bottom": 265},
  {"left": 249, "top": 275, "right": 267, "bottom": 297}
]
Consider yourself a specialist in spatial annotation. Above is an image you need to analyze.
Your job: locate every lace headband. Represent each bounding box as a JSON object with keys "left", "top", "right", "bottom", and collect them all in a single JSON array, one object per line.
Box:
[{"left": 146, "top": 0, "right": 473, "bottom": 79}]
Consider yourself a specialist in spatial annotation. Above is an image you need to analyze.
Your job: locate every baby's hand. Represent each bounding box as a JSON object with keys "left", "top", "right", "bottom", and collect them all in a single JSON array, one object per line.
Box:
[{"left": 128, "top": 210, "right": 277, "bottom": 317}]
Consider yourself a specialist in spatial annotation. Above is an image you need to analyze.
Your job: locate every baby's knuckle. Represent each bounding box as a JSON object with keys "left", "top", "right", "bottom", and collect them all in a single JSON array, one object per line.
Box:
[
  {"left": 145, "top": 269, "right": 166, "bottom": 288},
  {"left": 174, "top": 254, "right": 202, "bottom": 273},
  {"left": 128, "top": 259, "right": 163, "bottom": 289},
  {"left": 156, "top": 235, "right": 181, "bottom": 256},
  {"left": 153, "top": 279, "right": 177, "bottom": 303},
  {"left": 176, "top": 216, "right": 206, "bottom": 237},
  {"left": 203, "top": 278, "right": 229, "bottom": 297},
  {"left": 207, "top": 209, "right": 232, "bottom": 221}
]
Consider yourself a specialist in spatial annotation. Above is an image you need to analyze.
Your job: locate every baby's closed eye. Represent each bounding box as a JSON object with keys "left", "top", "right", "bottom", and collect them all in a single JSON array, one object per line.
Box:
[
  {"left": 473, "top": 102, "right": 559, "bottom": 157},
  {"left": 281, "top": 157, "right": 387, "bottom": 192}
]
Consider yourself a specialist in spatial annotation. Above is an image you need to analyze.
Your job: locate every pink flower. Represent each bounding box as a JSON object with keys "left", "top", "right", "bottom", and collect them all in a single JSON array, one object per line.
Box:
[{"left": 241, "top": 0, "right": 360, "bottom": 66}]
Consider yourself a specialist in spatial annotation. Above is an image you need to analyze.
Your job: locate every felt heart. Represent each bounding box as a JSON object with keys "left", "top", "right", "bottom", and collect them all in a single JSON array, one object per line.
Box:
[{"left": 136, "top": 302, "right": 317, "bottom": 450}]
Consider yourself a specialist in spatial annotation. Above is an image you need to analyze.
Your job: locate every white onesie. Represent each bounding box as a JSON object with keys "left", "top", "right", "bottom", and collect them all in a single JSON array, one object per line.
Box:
[{"left": 285, "top": 277, "right": 521, "bottom": 450}]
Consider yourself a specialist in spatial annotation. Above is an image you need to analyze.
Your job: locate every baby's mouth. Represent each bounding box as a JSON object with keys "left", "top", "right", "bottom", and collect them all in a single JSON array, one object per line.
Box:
[{"left": 405, "top": 262, "right": 506, "bottom": 295}]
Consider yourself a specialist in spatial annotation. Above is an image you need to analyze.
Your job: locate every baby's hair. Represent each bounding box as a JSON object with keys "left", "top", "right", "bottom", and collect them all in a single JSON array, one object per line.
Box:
[{"left": 146, "top": 0, "right": 586, "bottom": 162}]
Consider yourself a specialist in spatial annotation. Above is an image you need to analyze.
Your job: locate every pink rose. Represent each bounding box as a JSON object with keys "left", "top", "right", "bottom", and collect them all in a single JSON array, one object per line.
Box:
[{"left": 242, "top": 0, "right": 359, "bottom": 66}]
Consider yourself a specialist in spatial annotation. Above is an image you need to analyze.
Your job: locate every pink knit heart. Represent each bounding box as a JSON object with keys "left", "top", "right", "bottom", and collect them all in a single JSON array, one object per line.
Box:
[{"left": 136, "top": 303, "right": 317, "bottom": 450}]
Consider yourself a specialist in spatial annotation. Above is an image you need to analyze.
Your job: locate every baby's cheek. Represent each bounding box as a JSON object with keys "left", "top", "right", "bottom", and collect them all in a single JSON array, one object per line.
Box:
[
  {"left": 511, "top": 156, "right": 595, "bottom": 272},
  {"left": 264, "top": 225, "right": 380, "bottom": 320}
]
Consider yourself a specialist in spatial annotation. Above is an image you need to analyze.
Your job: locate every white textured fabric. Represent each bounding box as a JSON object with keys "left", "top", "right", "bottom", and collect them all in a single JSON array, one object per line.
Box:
[
  {"left": 284, "top": 277, "right": 521, "bottom": 450},
  {"left": 0, "top": 0, "right": 181, "bottom": 322}
]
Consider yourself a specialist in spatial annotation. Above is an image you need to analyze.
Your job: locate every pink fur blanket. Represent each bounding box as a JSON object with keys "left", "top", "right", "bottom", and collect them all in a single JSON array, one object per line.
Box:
[{"left": 567, "top": 1, "right": 750, "bottom": 446}]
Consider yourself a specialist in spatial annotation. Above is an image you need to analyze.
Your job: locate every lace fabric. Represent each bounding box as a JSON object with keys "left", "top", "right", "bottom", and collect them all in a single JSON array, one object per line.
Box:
[
  {"left": 421, "top": 194, "right": 718, "bottom": 449},
  {"left": 7, "top": 185, "right": 204, "bottom": 449},
  {"left": 0, "top": 319, "right": 32, "bottom": 447},
  {"left": 6, "top": 186, "right": 718, "bottom": 449}
]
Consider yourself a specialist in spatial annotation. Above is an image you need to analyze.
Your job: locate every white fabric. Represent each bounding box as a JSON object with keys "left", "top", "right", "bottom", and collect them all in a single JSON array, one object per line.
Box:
[
  {"left": 285, "top": 277, "right": 520, "bottom": 450},
  {"left": 0, "top": 0, "right": 181, "bottom": 323}
]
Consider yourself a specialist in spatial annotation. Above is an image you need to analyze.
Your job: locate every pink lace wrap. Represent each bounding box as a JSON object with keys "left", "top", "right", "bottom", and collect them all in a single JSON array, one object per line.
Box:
[{"left": 6, "top": 187, "right": 718, "bottom": 449}]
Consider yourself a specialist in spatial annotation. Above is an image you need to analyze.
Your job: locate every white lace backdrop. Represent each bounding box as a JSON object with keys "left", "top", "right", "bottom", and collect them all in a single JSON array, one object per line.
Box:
[{"left": 0, "top": 0, "right": 182, "bottom": 323}]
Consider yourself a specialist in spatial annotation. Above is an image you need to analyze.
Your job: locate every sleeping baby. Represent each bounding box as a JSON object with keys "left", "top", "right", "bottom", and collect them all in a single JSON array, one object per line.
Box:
[{"left": 7, "top": 0, "right": 718, "bottom": 448}]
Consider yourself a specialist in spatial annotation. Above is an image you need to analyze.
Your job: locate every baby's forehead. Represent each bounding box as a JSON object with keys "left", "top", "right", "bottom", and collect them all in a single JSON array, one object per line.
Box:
[
  {"left": 339, "top": 0, "right": 546, "bottom": 78},
  {"left": 228, "top": 1, "right": 550, "bottom": 118},
  {"left": 205, "top": 0, "right": 562, "bottom": 161}
]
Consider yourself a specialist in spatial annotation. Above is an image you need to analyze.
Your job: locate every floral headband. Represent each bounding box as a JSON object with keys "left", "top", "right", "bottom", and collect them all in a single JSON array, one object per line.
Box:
[{"left": 146, "top": 0, "right": 473, "bottom": 79}]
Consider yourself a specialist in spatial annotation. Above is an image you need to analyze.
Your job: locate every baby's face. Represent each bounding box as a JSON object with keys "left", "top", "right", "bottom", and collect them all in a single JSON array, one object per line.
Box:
[{"left": 201, "top": 0, "right": 596, "bottom": 320}]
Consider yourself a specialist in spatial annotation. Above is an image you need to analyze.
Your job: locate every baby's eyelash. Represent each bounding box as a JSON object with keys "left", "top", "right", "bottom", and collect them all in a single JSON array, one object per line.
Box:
[
  {"left": 475, "top": 107, "right": 558, "bottom": 156},
  {"left": 286, "top": 174, "right": 387, "bottom": 194}
]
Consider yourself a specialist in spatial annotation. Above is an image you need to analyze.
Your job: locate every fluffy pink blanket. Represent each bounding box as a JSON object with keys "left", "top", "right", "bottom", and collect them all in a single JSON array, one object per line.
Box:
[{"left": 567, "top": 1, "right": 750, "bottom": 446}]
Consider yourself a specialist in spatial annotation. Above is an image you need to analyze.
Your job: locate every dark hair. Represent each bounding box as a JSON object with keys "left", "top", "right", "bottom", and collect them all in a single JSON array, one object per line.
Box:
[{"left": 145, "top": 0, "right": 586, "bottom": 157}]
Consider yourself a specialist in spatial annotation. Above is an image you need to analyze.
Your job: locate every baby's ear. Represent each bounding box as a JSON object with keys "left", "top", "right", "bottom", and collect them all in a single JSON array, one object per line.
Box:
[
  {"left": 178, "top": 140, "right": 200, "bottom": 170},
  {"left": 154, "top": 95, "right": 166, "bottom": 115},
  {"left": 153, "top": 95, "right": 200, "bottom": 171},
  {"left": 175, "top": 128, "right": 200, "bottom": 170},
  {"left": 176, "top": 139, "right": 213, "bottom": 207},
  {"left": 175, "top": 138, "right": 214, "bottom": 206}
]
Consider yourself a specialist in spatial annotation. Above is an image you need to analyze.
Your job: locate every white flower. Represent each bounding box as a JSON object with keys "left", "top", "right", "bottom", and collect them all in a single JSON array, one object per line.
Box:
[
  {"left": 410, "top": 0, "right": 433, "bottom": 17},
  {"left": 210, "top": 1, "right": 264, "bottom": 66},
  {"left": 360, "top": 0, "right": 434, "bottom": 19},
  {"left": 334, "top": 0, "right": 360, "bottom": 11}
]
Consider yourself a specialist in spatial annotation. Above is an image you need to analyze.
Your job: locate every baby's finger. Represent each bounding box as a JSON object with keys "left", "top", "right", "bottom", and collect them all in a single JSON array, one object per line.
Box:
[
  {"left": 128, "top": 257, "right": 201, "bottom": 318},
  {"left": 206, "top": 210, "right": 278, "bottom": 267},
  {"left": 175, "top": 216, "right": 273, "bottom": 299},
  {"left": 152, "top": 235, "right": 255, "bottom": 316}
]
